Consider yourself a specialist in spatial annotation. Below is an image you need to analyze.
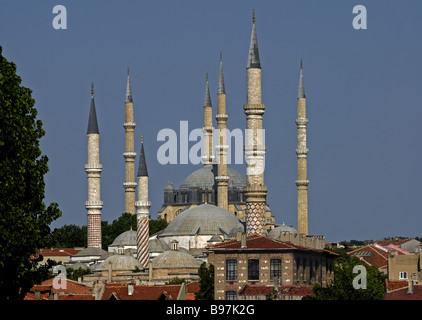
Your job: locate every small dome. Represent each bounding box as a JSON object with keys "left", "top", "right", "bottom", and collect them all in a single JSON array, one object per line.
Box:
[
  {"left": 109, "top": 230, "right": 137, "bottom": 247},
  {"left": 159, "top": 204, "right": 241, "bottom": 237},
  {"left": 98, "top": 254, "right": 143, "bottom": 271},
  {"left": 164, "top": 181, "right": 175, "bottom": 192},
  {"left": 152, "top": 250, "right": 201, "bottom": 269},
  {"left": 179, "top": 165, "right": 246, "bottom": 190},
  {"left": 149, "top": 238, "right": 170, "bottom": 253},
  {"left": 228, "top": 222, "right": 246, "bottom": 238},
  {"left": 268, "top": 223, "right": 298, "bottom": 239},
  {"left": 73, "top": 247, "right": 109, "bottom": 259}
]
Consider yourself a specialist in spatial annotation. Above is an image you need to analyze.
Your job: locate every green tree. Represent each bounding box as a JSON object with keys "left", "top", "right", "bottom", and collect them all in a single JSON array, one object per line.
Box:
[
  {"left": 149, "top": 218, "right": 168, "bottom": 235},
  {"left": 0, "top": 46, "right": 62, "bottom": 300},
  {"left": 195, "top": 262, "right": 214, "bottom": 300},
  {"left": 52, "top": 224, "right": 87, "bottom": 248},
  {"left": 303, "top": 255, "right": 385, "bottom": 300}
]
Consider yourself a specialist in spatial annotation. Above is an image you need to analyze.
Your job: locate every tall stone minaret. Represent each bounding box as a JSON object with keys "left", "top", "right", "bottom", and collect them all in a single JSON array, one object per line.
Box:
[
  {"left": 244, "top": 11, "right": 268, "bottom": 236},
  {"left": 85, "top": 83, "right": 103, "bottom": 248},
  {"left": 296, "top": 61, "right": 310, "bottom": 235},
  {"left": 135, "top": 135, "right": 151, "bottom": 268},
  {"left": 202, "top": 74, "right": 214, "bottom": 167},
  {"left": 215, "top": 53, "right": 229, "bottom": 210},
  {"left": 123, "top": 69, "right": 137, "bottom": 214}
]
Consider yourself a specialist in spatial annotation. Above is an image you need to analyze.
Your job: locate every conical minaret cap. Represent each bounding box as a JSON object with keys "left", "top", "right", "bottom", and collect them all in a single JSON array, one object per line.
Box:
[
  {"left": 125, "top": 68, "right": 133, "bottom": 103},
  {"left": 204, "top": 74, "right": 212, "bottom": 107},
  {"left": 87, "top": 82, "right": 99, "bottom": 134},
  {"left": 298, "top": 60, "right": 305, "bottom": 98},
  {"left": 218, "top": 53, "right": 226, "bottom": 94},
  {"left": 247, "top": 10, "right": 261, "bottom": 69},
  {"left": 137, "top": 135, "right": 148, "bottom": 177}
]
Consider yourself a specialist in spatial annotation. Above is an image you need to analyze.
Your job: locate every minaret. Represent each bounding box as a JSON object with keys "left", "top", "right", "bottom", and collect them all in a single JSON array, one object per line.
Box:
[
  {"left": 135, "top": 134, "right": 151, "bottom": 268},
  {"left": 244, "top": 11, "right": 268, "bottom": 236},
  {"left": 215, "top": 53, "right": 230, "bottom": 210},
  {"left": 85, "top": 83, "right": 103, "bottom": 248},
  {"left": 123, "top": 68, "right": 137, "bottom": 214},
  {"left": 202, "top": 74, "right": 214, "bottom": 167},
  {"left": 296, "top": 61, "right": 310, "bottom": 235}
]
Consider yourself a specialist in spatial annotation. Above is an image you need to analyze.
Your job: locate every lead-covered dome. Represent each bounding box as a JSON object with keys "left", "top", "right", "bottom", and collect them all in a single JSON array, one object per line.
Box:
[
  {"left": 179, "top": 165, "right": 246, "bottom": 190},
  {"left": 159, "top": 204, "right": 241, "bottom": 237},
  {"left": 98, "top": 254, "right": 143, "bottom": 271},
  {"left": 152, "top": 250, "right": 201, "bottom": 269},
  {"left": 109, "top": 230, "right": 137, "bottom": 247},
  {"left": 268, "top": 223, "right": 298, "bottom": 239}
]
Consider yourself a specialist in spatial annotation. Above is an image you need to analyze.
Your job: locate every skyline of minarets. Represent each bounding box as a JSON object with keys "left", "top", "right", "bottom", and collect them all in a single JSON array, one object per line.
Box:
[
  {"left": 202, "top": 74, "right": 214, "bottom": 167},
  {"left": 123, "top": 68, "right": 137, "bottom": 214},
  {"left": 296, "top": 61, "right": 310, "bottom": 235},
  {"left": 135, "top": 134, "right": 151, "bottom": 268},
  {"left": 85, "top": 82, "right": 103, "bottom": 248},
  {"left": 244, "top": 11, "right": 268, "bottom": 236},
  {"left": 215, "top": 53, "right": 230, "bottom": 210}
]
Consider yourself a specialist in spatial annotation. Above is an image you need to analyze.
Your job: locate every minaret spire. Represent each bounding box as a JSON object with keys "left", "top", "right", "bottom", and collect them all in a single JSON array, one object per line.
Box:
[
  {"left": 298, "top": 60, "right": 305, "bottom": 98},
  {"left": 296, "top": 61, "right": 310, "bottom": 235},
  {"left": 247, "top": 10, "right": 261, "bottom": 69},
  {"left": 244, "top": 11, "right": 268, "bottom": 236},
  {"left": 216, "top": 53, "right": 229, "bottom": 210},
  {"left": 87, "top": 82, "right": 99, "bottom": 134},
  {"left": 85, "top": 82, "right": 103, "bottom": 248},
  {"left": 202, "top": 74, "right": 214, "bottom": 167},
  {"left": 126, "top": 68, "right": 133, "bottom": 103},
  {"left": 218, "top": 52, "right": 226, "bottom": 94},
  {"left": 135, "top": 135, "right": 151, "bottom": 268},
  {"left": 123, "top": 69, "right": 137, "bottom": 214}
]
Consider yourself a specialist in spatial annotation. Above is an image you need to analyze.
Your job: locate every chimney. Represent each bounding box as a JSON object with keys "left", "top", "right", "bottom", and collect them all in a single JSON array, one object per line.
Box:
[
  {"left": 128, "top": 283, "right": 134, "bottom": 296},
  {"left": 407, "top": 280, "right": 414, "bottom": 295},
  {"left": 34, "top": 290, "right": 40, "bottom": 299},
  {"left": 241, "top": 232, "right": 247, "bottom": 248}
]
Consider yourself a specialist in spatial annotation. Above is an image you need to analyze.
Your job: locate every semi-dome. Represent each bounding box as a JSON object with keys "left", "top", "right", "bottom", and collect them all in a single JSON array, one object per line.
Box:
[
  {"left": 98, "top": 254, "right": 143, "bottom": 271},
  {"left": 152, "top": 249, "right": 201, "bottom": 269},
  {"left": 109, "top": 229, "right": 137, "bottom": 247},
  {"left": 159, "top": 204, "right": 241, "bottom": 237},
  {"left": 268, "top": 223, "right": 298, "bottom": 239},
  {"left": 179, "top": 165, "right": 246, "bottom": 190},
  {"left": 149, "top": 238, "right": 171, "bottom": 254}
]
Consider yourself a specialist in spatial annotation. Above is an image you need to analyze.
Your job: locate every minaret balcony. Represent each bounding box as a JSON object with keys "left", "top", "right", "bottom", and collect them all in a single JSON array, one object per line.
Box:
[
  {"left": 295, "top": 179, "right": 310, "bottom": 187},
  {"left": 296, "top": 118, "right": 308, "bottom": 126},
  {"left": 85, "top": 200, "right": 104, "bottom": 209},
  {"left": 123, "top": 152, "right": 137, "bottom": 159},
  {"left": 295, "top": 148, "right": 309, "bottom": 156},
  {"left": 123, "top": 181, "right": 137, "bottom": 189},
  {"left": 84, "top": 164, "right": 103, "bottom": 173},
  {"left": 123, "top": 122, "right": 136, "bottom": 129}
]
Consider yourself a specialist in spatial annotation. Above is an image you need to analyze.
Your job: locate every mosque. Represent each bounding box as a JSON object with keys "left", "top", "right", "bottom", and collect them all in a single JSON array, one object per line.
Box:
[{"left": 71, "top": 12, "right": 329, "bottom": 290}]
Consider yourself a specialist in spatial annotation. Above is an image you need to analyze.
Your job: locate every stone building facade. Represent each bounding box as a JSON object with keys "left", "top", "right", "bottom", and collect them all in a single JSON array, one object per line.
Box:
[{"left": 206, "top": 235, "right": 336, "bottom": 300}]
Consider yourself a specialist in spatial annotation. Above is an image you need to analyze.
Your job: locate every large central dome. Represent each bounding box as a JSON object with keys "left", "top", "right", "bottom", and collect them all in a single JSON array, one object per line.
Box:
[
  {"left": 179, "top": 165, "right": 246, "bottom": 190},
  {"left": 159, "top": 204, "right": 241, "bottom": 237}
]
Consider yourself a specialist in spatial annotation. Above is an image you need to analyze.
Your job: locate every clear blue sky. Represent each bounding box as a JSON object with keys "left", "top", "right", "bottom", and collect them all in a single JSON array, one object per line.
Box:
[{"left": 1, "top": 1, "right": 421, "bottom": 243}]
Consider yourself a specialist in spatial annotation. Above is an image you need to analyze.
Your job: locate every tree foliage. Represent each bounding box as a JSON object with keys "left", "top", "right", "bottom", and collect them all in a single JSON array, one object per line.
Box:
[
  {"left": 303, "top": 255, "right": 385, "bottom": 300},
  {"left": 52, "top": 214, "right": 168, "bottom": 249},
  {"left": 0, "top": 46, "right": 62, "bottom": 300},
  {"left": 195, "top": 262, "right": 214, "bottom": 300}
]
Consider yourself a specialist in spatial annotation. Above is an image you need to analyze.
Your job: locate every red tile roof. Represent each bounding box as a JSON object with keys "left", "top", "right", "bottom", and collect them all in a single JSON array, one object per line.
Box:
[
  {"left": 101, "top": 283, "right": 184, "bottom": 300},
  {"left": 385, "top": 279, "right": 409, "bottom": 292},
  {"left": 208, "top": 235, "right": 333, "bottom": 254},
  {"left": 38, "top": 248, "right": 82, "bottom": 257},
  {"left": 25, "top": 277, "right": 93, "bottom": 300},
  {"left": 384, "top": 284, "right": 422, "bottom": 300}
]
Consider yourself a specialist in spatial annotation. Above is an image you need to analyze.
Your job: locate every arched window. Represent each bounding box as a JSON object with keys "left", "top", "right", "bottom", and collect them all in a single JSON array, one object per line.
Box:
[
  {"left": 248, "top": 259, "right": 259, "bottom": 280},
  {"left": 226, "top": 259, "right": 237, "bottom": 281},
  {"left": 270, "top": 259, "right": 282, "bottom": 281}
]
